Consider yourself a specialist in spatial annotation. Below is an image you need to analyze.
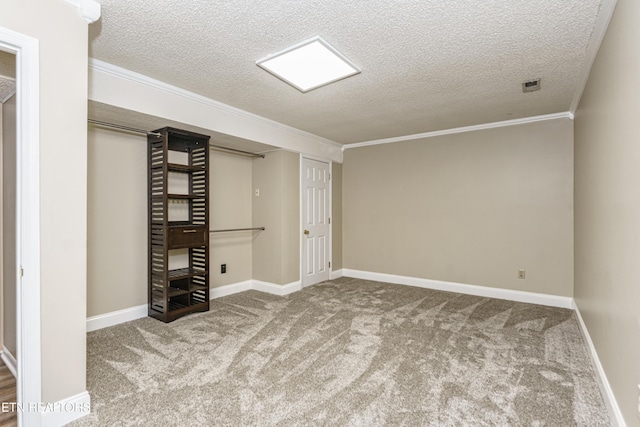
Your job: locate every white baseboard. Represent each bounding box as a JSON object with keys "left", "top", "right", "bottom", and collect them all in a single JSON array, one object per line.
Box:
[
  {"left": 86, "top": 270, "right": 574, "bottom": 332},
  {"left": 210, "top": 280, "right": 252, "bottom": 298},
  {"left": 86, "top": 279, "right": 304, "bottom": 332},
  {"left": 41, "top": 391, "right": 91, "bottom": 427},
  {"left": 1, "top": 346, "right": 16, "bottom": 378},
  {"left": 573, "top": 301, "right": 626, "bottom": 427},
  {"left": 86, "top": 304, "right": 148, "bottom": 332},
  {"left": 251, "top": 279, "right": 302, "bottom": 296},
  {"left": 342, "top": 269, "right": 574, "bottom": 309}
]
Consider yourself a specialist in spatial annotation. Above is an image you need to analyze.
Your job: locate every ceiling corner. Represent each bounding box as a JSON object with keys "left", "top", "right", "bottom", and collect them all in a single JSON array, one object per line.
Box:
[{"left": 569, "top": 0, "right": 618, "bottom": 114}]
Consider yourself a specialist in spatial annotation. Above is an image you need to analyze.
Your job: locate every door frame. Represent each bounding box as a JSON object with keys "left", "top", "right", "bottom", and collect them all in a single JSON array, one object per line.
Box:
[
  {"left": 299, "top": 154, "right": 332, "bottom": 288},
  {"left": 0, "top": 26, "right": 42, "bottom": 427}
]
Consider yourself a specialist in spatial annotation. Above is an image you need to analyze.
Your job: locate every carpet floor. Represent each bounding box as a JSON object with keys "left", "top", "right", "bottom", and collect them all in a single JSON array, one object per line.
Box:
[{"left": 72, "top": 277, "right": 610, "bottom": 426}]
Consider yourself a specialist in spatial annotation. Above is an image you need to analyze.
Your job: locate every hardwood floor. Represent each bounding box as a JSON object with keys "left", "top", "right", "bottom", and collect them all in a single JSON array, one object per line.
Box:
[{"left": 0, "top": 359, "right": 16, "bottom": 427}]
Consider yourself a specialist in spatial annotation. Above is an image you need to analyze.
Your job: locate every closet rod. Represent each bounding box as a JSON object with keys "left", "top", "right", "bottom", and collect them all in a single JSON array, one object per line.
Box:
[
  {"left": 88, "top": 119, "right": 161, "bottom": 136},
  {"left": 88, "top": 119, "right": 266, "bottom": 158},
  {"left": 208, "top": 145, "right": 265, "bottom": 158},
  {"left": 210, "top": 227, "right": 265, "bottom": 233}
]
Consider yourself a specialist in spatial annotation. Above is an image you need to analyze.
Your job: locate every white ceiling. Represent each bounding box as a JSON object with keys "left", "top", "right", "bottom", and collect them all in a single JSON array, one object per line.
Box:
[{"left": 89, "top": 0, "right": 604, "bottom": 145}]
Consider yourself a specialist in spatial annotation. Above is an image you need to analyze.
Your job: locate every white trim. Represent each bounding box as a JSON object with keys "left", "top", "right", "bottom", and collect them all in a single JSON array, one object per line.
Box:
[
  {"left": 1, "top": 346, "right": 17, "bottom": 378},
  {"left": 342, "top": 269, "right": 573, "bottom": 309},
  {"left": 252, "top": 280, "right": 302, "bottom": 296},
  {"left": 330, "top": 269, "right": 343, "bottom": 280},
  {"left": 569, "top": 0, "right": 618, "bottom": 114},
  {"left": 298, "top": 152, "right": 333, "bottom": 163},
  {"left": 573, "top": 301, "right": 626, "bottom": 427},
  {"left": 88, "top": 59, "right": 344, "bottom": 161},
  {"left": 210, "top": 280, "right": 252, "bottom": 299},
  {"left": 40, "top": 391, "right": 91, "bottom": 427},
  {"left": 86, "top": 304, "right": 148, "bottom": 332},
  {"left": 0, "top": 26, "right": 42, "bottom": 427},
  {"left": 344, "top": 112, "right": 574, "bottom": 150},
  {"left": 63, "top": 0, "right": 101, "bottom": 24}
]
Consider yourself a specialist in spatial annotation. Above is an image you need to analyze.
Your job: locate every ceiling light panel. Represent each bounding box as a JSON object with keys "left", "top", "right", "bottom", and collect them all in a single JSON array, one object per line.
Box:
[{"left": 257, "top": 36, "right": 360, "bottom": 93}]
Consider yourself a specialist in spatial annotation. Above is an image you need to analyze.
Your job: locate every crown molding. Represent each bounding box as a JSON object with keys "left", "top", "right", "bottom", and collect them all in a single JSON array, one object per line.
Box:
[
  {"left": 88, "top": 58, "right": 343, "bottom": 150},
  {"left": 343, "top": 112, "right": 574, "bottom": 150},
  {"left": 64, "top": 0, "right": 101, "bottom": 23},
  {"left": 569, "top": 0, "right": 618, "bottom": 114}
]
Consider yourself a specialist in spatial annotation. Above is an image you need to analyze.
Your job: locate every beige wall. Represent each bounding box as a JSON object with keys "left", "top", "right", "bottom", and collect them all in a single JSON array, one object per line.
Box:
[
  {"left": 252, "top": 151, "right": 300, "bottom": 285},
  {"left": 2, "top": 94, "right": 16, "bottom": 357},
  {"left": 87, "top": 128, "right": 254, "bottom": 317},
  {"left": 210, "top": 151, "right": 253, "bottom": 286},
  {"left": 332, "top": 163, "right": 343, "bottom": 271},
  {"left": 343, "top": 119, "right": 574, "bottom": 296},
  {"left": 87, "top": 128, "right": 147, "bottom": 316},
  {"left": 0, "top": 0, "right": 91, "bottom": 402},
  {"left": 281, "top": 152, "right": 300, "bottom": 284},
  {"left": 252, "top": 153, "right": 281, "bottom": 284},
  {"left": 574, "top": 0, "right": 640, "bottom": 424}
]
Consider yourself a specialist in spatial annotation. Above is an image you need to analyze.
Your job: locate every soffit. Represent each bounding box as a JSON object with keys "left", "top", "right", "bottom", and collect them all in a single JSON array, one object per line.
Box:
[{"left": 88, "top": 101, "right": 279, "bottom": 154}]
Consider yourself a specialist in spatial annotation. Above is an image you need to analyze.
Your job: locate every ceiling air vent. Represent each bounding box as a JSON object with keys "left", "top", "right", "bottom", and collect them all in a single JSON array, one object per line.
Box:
[{"left": 522, "top": 79, "right": 541, "bottom": 93}]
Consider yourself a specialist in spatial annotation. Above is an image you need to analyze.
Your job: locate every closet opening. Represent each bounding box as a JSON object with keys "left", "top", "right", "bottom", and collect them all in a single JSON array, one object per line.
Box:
[
  {"left": 0, "top": 27, "right": 43, "bottom": 426},
  {"left": 0, "top": 48, "right": 17, "bottom": 423}
]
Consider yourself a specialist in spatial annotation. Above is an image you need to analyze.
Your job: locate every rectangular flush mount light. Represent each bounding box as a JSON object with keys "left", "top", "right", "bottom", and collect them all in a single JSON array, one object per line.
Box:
[{"left": 256, "top": 35, "right": 360, "bottom": 93}]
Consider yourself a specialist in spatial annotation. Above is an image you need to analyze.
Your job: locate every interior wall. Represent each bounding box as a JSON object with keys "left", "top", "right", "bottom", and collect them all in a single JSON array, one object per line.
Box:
[
  {"left": 87, "top": 127, "right": 147, "bottom": 316},
  {"left": 343, "top": 119, "right": 574, "bottom": 296},
  {"left": 0, "top": 0, "right": 91, "bottom": 403},
  {"left": 281, "top": 152, "right": 300, "bottom": 284},
  {"left": 252, "top": 150, "right": 300, "bottom": 285},
  {"left": 209, "top": 150, "right": 253, "bottom": 286},
  {"left": 1, "top": 94, "right": 16, "bottom": 357},
  {"left": 574, "top": 0, "right": 640, "bottom": 424},
  {"left": 87, "top": 127, "right": 254, "bottom": 317},
  {"left": 332, "top": 163, "right": 343, "bottom": 271}
]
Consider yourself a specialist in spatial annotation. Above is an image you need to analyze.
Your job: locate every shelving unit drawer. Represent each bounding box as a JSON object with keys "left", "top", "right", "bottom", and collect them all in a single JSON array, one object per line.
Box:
[{"left": 168, "top": 225, "right": 208, "bottom": 249}]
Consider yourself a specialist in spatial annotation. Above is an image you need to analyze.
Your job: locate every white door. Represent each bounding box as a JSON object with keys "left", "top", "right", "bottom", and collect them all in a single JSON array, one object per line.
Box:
[{"left": 302, "top": 158, "right": 330, "bottom": 287}]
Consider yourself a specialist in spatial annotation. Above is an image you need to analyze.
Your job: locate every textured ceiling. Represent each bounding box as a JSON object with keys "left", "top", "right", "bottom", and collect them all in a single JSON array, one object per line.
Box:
[
  {"left": 88, "top": 101, "right": 279, "bottom": 154},
  {"left": 89, "top": 0, "right": 603, "bottom": 144}
]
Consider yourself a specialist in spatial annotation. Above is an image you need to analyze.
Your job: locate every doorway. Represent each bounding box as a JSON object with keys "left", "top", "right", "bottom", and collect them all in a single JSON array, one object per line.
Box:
[
  {"left": 0, "top": 49, "right": 17, "bottom": 425},
  {"left": 301, "top": 157, "right": 331, "bottom": 287},
  {"left": 0, "top": 26, "right": 42, "bottom": 427},
  {"left": 0, "top": 49, "right": 17, "bottom": 374}
]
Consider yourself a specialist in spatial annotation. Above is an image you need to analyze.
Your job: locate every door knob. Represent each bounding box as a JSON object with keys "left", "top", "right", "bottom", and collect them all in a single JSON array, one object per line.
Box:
[{"left": 304, "top": 229, "right": 310, "bottom": 235}]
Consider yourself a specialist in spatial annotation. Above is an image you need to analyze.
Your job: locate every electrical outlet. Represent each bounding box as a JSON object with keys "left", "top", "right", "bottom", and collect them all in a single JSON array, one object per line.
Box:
[
  {"left": 254, "top": 188, "right": 260, "bottom": 197},
  {"left": 221, "top": 264, "right": 226, "bottom": 274},
  {"left": 518, "top": 269, "right": 526, "bottom": 279}
]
